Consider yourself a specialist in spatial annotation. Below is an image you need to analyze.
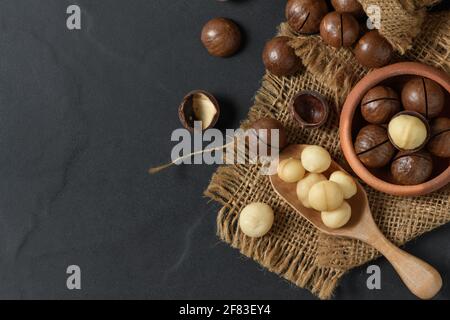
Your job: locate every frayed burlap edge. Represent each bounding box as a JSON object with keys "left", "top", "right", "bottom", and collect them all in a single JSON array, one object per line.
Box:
[
  {"left": 205, "top": 11, "right": 450, "bottom": 300},
  {"left": 206, "top": 165, "right": 345, "bottom": 300},
  {"left": 358, "top": 0, "right": 425, "bottom": 54}
]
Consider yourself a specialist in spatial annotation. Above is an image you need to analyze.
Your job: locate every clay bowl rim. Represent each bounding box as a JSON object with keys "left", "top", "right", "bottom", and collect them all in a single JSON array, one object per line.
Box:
[{"left": 340, "top": 62, "right": 450, "bottom": 196}]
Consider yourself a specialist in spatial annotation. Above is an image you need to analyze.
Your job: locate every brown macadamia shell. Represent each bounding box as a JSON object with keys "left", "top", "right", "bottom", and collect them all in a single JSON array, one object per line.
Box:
[
  {"left": 201, "top": 18, "right": 242, "bottom": 57},
  {"left": 401, "top": 77, "right": 445, "bottom": 119},
  {"left": 286, "top": 0, "right": 329, "bottom": 34},
  {"left": 427, "top": 117, "right": 450, "bottom": 158},
  {"left": 320, "top": 12, "right": 360, "bottom": 48},
  {"left": 178, "top": 90, "right": 220, "bottom": 131},
  {"left": 331, "top": 0, "right": 365, "bottom": 17},
  {"left": 361, "top": 86, "right": 400, "bottom": 124},
  {"left": 354, "top": 124, "right": 395, "bottom": 168},
  {"left": 391, "top": 151, "right": 433, "bottom": 185},
  {"left": 262, "top": 36, "right": 301, "bottom": 77},
  {"left": 354, "top": 31, "right": 393, "bottom": 68}
]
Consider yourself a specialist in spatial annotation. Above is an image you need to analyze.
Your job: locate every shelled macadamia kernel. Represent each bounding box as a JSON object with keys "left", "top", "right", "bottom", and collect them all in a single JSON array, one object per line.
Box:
[
  {"left": 277, "top": 158, "right": 305, "bottom": 183},
  {"left": 301, "top": 145, "right": 331, "bottom": 173},
  {"left": 239, "top": 203, "right": 274, "bottom": 238},
  {"left": 308, "top": 180, "right": 344, "bottom": 211},
  {"left": 321, "top": 201, "right": 352, "bottom": 229},
  {"left": 329, "top": 171, "right": 357, "bottom": 199},
  {"left": 296, "top": 173, "right": 327, "bottom": 208}
]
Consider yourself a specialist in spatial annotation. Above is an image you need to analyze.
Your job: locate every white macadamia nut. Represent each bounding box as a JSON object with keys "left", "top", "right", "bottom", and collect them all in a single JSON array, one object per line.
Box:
[
  {"left": 239, "top": 202, "right": 274, "bottom": 238},
  {"left": 388, "top": 114, "right": 427, "bottom": 150},
  {"left": 296, "top": 173, "right": 327, "bottom": 208},
  {"left": 329, "top": 171, "right": 357, "bottom": 199},
  {"left": 321, "top": 201, "right": 352, "bottom": 229},
  {"left": 277, "top": 158, "right": 305, "bottom": 183},
  {"left": 308, "top": 181, "right": 344, "bottom": 212},
  {"left": 301, "top": 145, "right": 332, "bottom": 173}
]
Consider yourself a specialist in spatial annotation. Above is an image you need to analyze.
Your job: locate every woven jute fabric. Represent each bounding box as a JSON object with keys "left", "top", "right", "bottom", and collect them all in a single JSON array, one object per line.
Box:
[
  {"left": 358, "top": 0, "right": 442, "bottom": 54},
  {"left": 205, "top": 4, "right": 450, "bottom": 299}
]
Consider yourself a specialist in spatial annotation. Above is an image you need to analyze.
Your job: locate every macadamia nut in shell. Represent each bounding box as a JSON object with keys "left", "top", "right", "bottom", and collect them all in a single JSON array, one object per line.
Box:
[
  {"left": 277, "top": 158, "right": 305, "bottom": 183},
  {"left": 308, "top": 181, "right": 344, "bottom": 212},
  {"left": 388, "top": 114, "right": 428, "bottom": 151},
  {"left": 301, "top": 145, "right": 332, "bottom": 173},
  {"left": 321, "top": 201, "right": 352, "bottom": 229},
  {"left": 329, "top": 171, "right": 357, "bottom": 199},
  {"left": 296, "top": 173, "right": 327, "bottom": 208},
  {"left": 239, "top": 203, "right": 274, "bottom": 238}
]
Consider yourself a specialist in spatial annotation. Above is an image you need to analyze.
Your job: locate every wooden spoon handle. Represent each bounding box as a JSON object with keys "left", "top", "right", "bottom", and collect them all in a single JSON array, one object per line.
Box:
[{"left": 371, "top": 235, "right": 442, "bottom": 299}]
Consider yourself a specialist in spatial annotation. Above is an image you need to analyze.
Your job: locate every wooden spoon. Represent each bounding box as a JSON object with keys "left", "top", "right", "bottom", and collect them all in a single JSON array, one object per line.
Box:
[{"left": 269, "top": 144, "right": 442, "bottom": 299}]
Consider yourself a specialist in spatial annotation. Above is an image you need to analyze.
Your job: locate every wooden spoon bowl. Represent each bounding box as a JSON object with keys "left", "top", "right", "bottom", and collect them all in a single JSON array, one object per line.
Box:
[{"left": 270, "top": 144, "right": 442, "bottom": 299}]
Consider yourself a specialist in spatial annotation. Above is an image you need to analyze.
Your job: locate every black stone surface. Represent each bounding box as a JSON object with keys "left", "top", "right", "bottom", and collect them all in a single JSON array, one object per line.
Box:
[{"left": 0, "top": 0, "right": 448, "bottom": 300}]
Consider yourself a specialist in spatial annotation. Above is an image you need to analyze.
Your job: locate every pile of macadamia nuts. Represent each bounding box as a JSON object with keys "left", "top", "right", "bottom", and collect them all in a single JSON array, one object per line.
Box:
[
  {"left": 283, "top": 145, "right": 356, "bottom": 229},
  {"left": 239, "top": 145, "right": 357, "bottom": 237},
  {"left": 354, "top": 76, "right": 449, "bottom": 185},
  {"left": 262, "top": 0, "right": 395, "bottom": 78}
]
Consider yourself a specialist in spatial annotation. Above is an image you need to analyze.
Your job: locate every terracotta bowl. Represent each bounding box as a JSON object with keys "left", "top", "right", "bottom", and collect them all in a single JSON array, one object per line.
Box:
[{"left": 340, "top": 62, "right": 450, "bottom": 196}]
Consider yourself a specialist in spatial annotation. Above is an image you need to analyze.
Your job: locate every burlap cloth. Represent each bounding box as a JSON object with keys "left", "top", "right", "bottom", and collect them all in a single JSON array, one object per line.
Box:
[{"left": 205, "top": 1, "right": 450, "bottom": 299}]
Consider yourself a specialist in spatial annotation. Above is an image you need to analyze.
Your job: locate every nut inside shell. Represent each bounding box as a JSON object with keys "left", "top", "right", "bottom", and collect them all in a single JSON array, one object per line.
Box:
[
  {"left": 387, "top": 111, "right": 430, "bottom": 152},
  {"left": 290, "top": 91, "right": 329, "bottom": 128},
  {"left": 178, "top": 91, "right": 220, "bottom": 131}
]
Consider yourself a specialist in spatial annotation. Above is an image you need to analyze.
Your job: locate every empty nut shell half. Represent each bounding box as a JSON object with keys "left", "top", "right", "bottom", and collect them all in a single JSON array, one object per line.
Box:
[
  {"left": 290, "top": 91, "right": 329, "bottom": 128},
  {"left": 178, "top": 90, "right": 220, "bottom": 131}
]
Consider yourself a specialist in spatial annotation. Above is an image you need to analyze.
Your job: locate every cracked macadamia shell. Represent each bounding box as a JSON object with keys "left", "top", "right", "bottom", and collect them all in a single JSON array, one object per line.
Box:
[
  {"left": 286, "top": 0, "right": 329, "bottom": 34},
  {"left": 301, "top": 145, "right": 332, "bottom": 173},
  {"left": 320, "top": 12, "right": 360, "bottom": 48},
  {"left": 308, "top": 180, "right": 344, "bottom": 212},
  {"left": 354, "top": 124, "right": 395, "bottom": 168},
  {"left": 401, "top": 77, "right": 445, "bottom": 119},
  {"left": 329, "top": 171, "right": 357, "bottom": 199},
  {"left": 277, "top": 158, "right": 305, "bottom": 183},
  {"left": 321, "top": 201, "right": 352, "bottom": 229},
  {"left": 296, "top": 173, "right": 327, "bottom": 208},
  {"left": 361, "top": 86, "right": 400, "bottom": 124},
  {"left": 178, "top": 90, "right": 220, "bottom": 130},
  {"left": 239, "top": 203, "right": 274, "bottom": 238}
]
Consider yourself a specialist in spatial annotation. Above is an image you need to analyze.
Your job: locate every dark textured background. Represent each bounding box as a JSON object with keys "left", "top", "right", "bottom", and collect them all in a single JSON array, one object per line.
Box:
[{"left": 0, "top": 0, "right": 448, "bottom": 300}]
